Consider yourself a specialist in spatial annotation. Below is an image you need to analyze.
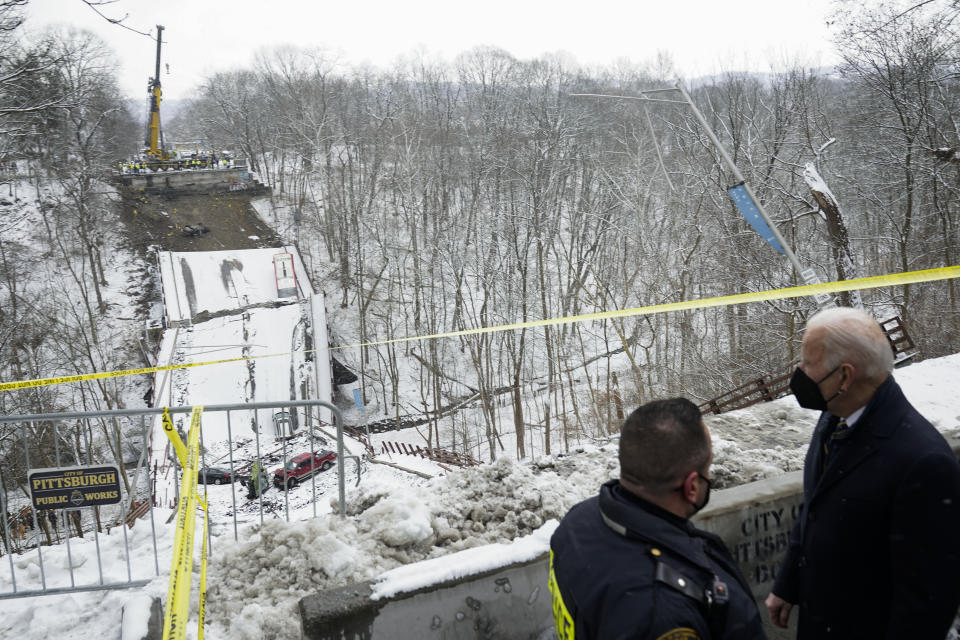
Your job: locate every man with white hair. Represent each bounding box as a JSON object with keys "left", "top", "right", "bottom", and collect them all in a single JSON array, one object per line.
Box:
[{"left": 766, "top": 307, "right": 960, "bottom": 638}]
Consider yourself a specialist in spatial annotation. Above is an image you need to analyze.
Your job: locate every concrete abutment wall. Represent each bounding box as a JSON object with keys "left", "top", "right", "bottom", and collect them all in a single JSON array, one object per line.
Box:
[
  {"left": 299, "top": 558, "right": 552, "bottom": 640},
  {"left": 116, "top": 166, "right": 267, "bottom": 196},
  {"left": 299, "top": 440, "right": 960, "bottom": 639}
]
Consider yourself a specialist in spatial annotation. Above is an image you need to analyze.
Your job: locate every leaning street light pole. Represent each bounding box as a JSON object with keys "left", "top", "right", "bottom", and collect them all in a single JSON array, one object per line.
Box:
[
  {"left": 670, "top": 83, "right": 804, "bottom": 277},
  {"left": 571, "top": 84, "right": 833, "bottom": 308}
]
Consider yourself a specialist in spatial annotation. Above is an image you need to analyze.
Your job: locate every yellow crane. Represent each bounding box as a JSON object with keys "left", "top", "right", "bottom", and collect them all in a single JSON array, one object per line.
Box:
[{"left": 145, "top": 25, "right": 171, "bottom": 160}]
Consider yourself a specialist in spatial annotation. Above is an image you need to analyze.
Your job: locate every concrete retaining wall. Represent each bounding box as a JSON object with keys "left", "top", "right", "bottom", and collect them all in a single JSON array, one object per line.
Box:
[
  {"left": 299, "top": 440, "right": 960, "bottom": 638},
  {"left": 298, "top": 476, "right": 807, "bottom": 639},
  {"left": 694, "top": 471, "right": 803, "bottom": 639},
  {"left": 299, "top": 557, "right": 553, "bottom": 640}
]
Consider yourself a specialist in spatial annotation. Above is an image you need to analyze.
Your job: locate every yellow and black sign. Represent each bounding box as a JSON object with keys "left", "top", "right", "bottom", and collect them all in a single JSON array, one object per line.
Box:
[{"left": 28, "top": 464, "right": 121, "bottom": 510}]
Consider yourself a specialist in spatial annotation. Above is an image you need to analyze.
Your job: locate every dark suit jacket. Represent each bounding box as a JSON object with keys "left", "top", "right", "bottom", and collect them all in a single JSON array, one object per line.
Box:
[{"left": 773, "top": 377, "right": 960, "bottom": 639}]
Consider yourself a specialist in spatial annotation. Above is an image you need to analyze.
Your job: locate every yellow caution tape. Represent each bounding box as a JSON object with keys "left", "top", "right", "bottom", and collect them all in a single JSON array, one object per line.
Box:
[
  {"left": 162, "top": 406, "right": 203, "bottom": 640},
  {"left": 162, "top": 408, "right": 188, "bottom": 470},
  {"left": 347, "top": 265, "right": 960, "bottom": 348},
  {"left": 0, "top": 265, "right": 957, "bottom": 392},
  {"left": 198, "top": 506, "right": 208, "bottom": 640},
  {"left": 163, "top": 407, "right": 208, "bottom": 512},
  {"left": 0, "top": 352, "right": 284, "bottom": 392}
]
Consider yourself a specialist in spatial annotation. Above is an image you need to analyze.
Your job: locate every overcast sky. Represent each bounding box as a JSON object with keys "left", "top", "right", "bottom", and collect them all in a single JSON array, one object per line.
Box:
[{"left": 23, "top": 0, "right": 840, "bottom": 101}]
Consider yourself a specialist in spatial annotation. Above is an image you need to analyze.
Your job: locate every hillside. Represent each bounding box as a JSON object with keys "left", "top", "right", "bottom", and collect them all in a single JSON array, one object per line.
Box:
[{"left": 1, "top": 350, "right": 959, "bottom": 639}]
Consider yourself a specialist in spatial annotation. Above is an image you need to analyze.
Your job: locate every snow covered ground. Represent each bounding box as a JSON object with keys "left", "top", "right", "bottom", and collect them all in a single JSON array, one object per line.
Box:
[
  {"left": 0, "top": 177, "right": 158, "bottom": 409},
  {"left": 1, "top": 352, "right": 958, "bottom": 640},
  {"left": 3, "top": 179, "right": 957, "bottom": 639},
  {"left": 3, "top": 177, "right": 958, "bottom": 639}
]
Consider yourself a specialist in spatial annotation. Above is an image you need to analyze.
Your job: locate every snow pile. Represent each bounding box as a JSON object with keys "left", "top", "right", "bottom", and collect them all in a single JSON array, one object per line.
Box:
[
  {"left": 204, "top": 452, "right": 616, "bottom": 639},
  {"left": 120, "top": 594, "right": 155, "bottom": 640},
  {"left": 0, "top": 523, "right": 166, "bottom": 592},
  {"left": 198, "top": 414, "right": 834, "bottom": 640},
  {"left": 0, "top": 516, "right": 173, "bottom": 640},
  {"left": 370, "top": 521, "right": 558, "bottom": 600},
  {"left": 708, "top": 400, "right": 819, "bottom": 486}
]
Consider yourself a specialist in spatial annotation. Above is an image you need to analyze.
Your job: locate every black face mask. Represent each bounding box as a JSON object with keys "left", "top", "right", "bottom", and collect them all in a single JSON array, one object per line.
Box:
[
  {"left": 674, "top": 472, "right": 712, "bottom": 516},
  {"left": 790, "top": 365, "right": 842, "bottom": 411},
  {"left": 691, "top": 472, "right": 712, "bottom": 515}
]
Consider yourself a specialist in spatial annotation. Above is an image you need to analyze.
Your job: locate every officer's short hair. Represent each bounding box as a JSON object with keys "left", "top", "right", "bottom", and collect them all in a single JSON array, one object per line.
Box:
[
  {"left": 618, "top": 398, "right": 710, "bottom": 495},
  {"left": 806, "top": 307, "right": 893, "bottom": 384}
]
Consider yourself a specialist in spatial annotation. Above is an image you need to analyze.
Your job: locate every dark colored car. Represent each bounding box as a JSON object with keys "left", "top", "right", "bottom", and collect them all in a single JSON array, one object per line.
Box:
[
  {"left": 273, "top": 450, "right": 336, "bottom": 489},
  {"left": 198, "top": 467, "right": 236, "bottom": 485},
  {"left": 183, "top": 223, "right": 209, "bottom": 237}
]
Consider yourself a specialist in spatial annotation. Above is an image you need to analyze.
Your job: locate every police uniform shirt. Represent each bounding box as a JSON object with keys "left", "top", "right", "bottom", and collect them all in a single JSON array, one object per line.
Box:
[{"left": 549, "top": 480, "right": 766, "bottom": 640}]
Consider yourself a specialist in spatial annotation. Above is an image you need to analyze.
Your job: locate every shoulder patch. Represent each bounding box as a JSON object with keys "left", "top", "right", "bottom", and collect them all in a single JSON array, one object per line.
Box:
[{"left": 655, "top": 628, "right": 700, "bottom": 640}]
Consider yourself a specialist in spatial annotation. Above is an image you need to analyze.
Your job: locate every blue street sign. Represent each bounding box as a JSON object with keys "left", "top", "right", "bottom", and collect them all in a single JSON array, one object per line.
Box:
[
  {"left": 727, "top": 183, "right": 785, "bottom": 254},
  {"left": 352, "top": 388, "right": 364, "bottom": 410}
]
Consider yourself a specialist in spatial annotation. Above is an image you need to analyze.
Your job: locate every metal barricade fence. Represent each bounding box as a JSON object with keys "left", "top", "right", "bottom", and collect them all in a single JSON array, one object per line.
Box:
[{"left": 0, "top": 399, "right": 344, "bottom": 601}]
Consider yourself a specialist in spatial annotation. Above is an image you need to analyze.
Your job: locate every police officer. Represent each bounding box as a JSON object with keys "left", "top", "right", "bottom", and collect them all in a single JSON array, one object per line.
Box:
[{"left": 550, "top": 398, "right": 766, "bottom": 640}]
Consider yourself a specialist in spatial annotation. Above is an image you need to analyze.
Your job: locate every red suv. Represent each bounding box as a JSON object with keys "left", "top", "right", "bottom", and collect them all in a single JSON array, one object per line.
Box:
[{"left": 273, "top": 450, "right": 336, "bottom": 489}]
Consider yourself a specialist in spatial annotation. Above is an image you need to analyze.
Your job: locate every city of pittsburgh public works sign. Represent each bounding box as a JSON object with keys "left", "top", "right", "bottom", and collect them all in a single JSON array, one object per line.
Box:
[{"left": 28, "top": 465, "right": 121, "bottom": 510}]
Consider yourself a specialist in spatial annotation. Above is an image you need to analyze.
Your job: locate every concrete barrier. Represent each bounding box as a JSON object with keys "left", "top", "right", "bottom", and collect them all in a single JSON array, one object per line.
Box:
[
  {"left": 299, "top": 556, "right": 553, "bottom": 640},
  {"left": 295, "top": 477, "right": 807, "bottom": 639},
  {"left": 694, "top": 471, "right": 804, "bottom": 639},
  {"left": 300, "top": 439, "right": 960, "bottom": 638}
]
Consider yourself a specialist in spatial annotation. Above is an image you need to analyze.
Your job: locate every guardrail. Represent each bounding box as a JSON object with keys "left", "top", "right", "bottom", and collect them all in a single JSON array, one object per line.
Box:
[
  {"left": 0, "top": 399, "right": 344, "bottom": 602},
  {"left": 0, "top": 410, "right": 157, "bottom": 600},
  {"left": 378, "top": 441, "right": 481, "bottom": 468},
  {"left": 699, "top": 315, "right": 918, "bottom": 415}
]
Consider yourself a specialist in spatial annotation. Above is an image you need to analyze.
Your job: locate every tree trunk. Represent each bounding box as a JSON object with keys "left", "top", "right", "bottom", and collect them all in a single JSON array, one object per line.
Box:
[{"left": 803, "top": 163, "right": 861, "bottom": 308}]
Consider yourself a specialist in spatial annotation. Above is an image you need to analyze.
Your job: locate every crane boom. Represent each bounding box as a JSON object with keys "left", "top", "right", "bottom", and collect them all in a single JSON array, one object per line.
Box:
[{"left": 145, "top": 25, "right": 168, "bottom": 160}]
